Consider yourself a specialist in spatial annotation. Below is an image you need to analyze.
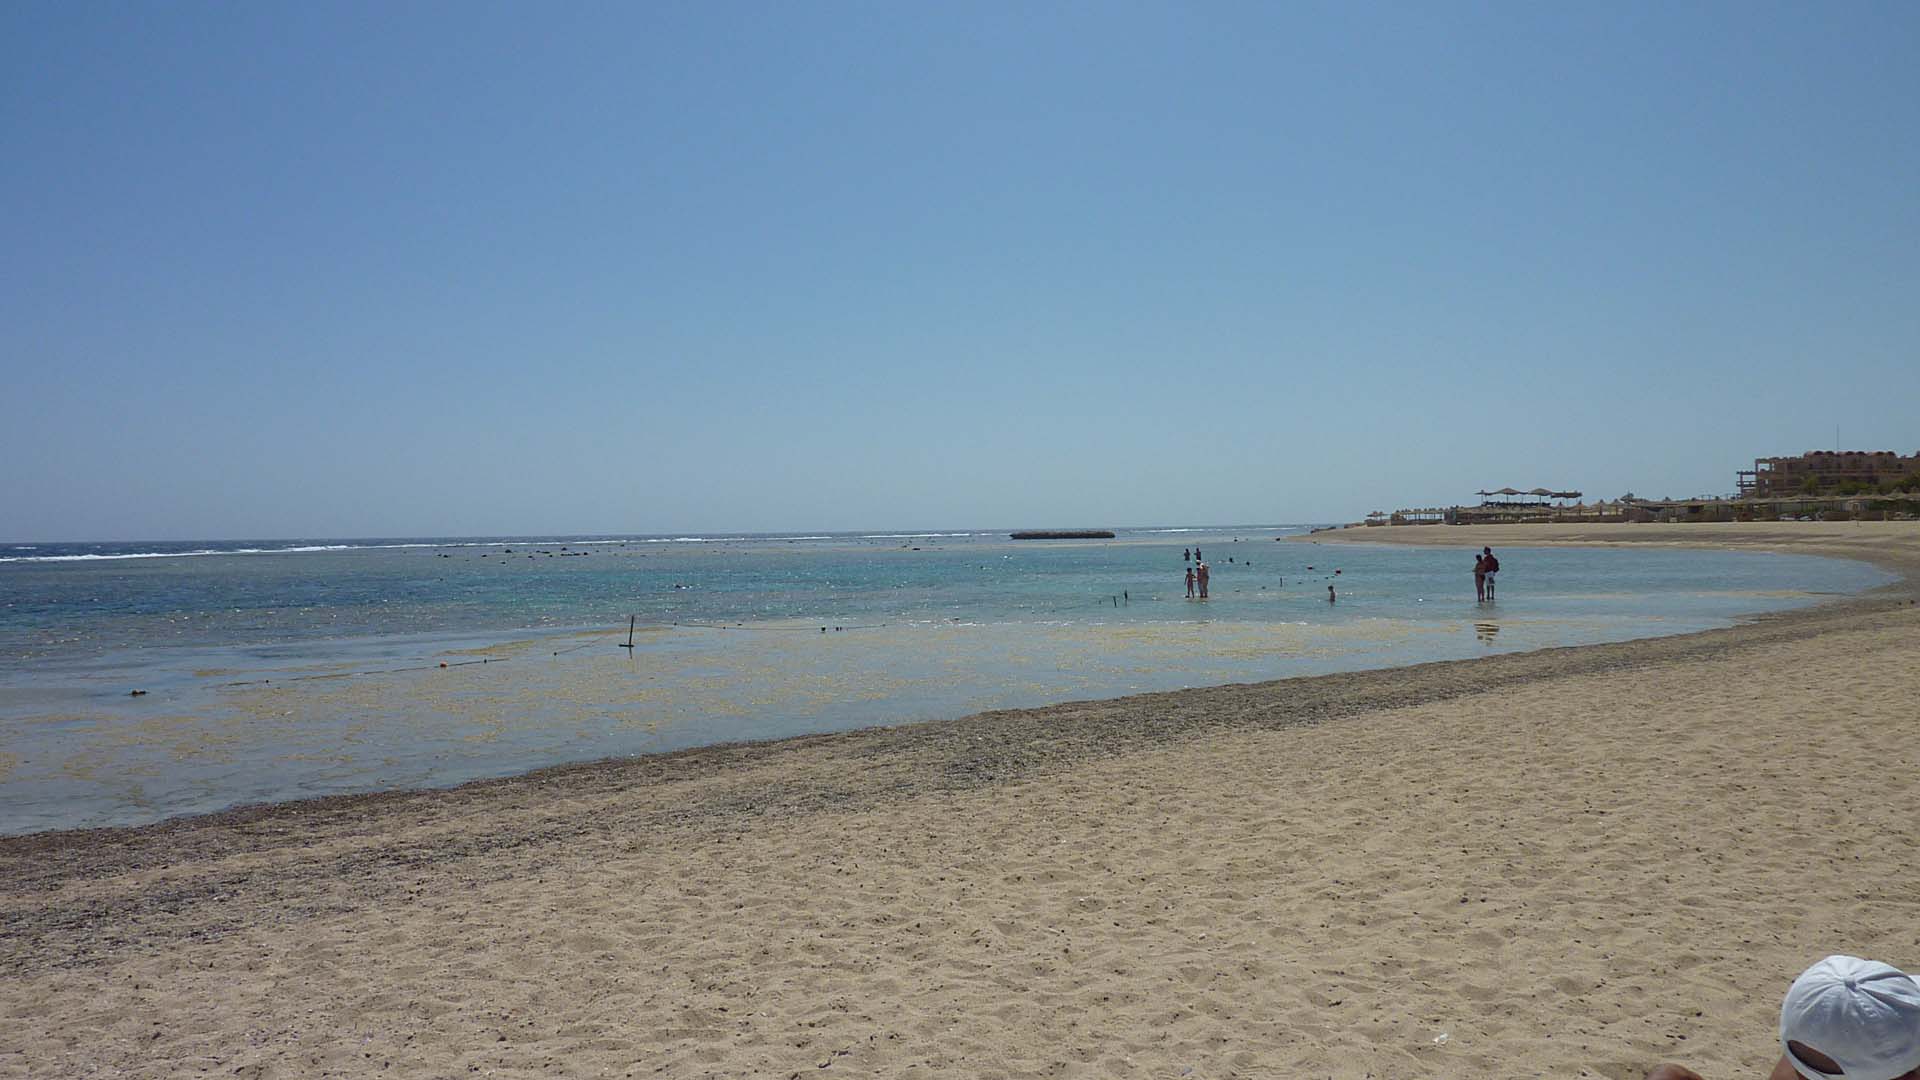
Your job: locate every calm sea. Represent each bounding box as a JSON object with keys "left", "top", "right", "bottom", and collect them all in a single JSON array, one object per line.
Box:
[{"left": 0, "top": 525, "right": 1893, "bottom": 834}]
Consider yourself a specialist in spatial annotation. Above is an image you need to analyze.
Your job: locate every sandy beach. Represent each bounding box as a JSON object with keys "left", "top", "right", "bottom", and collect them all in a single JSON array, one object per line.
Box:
[{"left": 3, "top": 522, "right": 1916, "bottom": 1080}]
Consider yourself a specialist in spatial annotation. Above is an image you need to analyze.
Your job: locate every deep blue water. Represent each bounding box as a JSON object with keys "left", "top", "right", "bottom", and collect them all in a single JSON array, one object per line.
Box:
[{"left": 0, "top": 525, "right": 1894, "bottom": 834}]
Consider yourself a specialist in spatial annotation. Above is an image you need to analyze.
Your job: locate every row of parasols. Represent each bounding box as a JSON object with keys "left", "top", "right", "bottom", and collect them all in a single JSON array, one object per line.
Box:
[{"left": 1477, "top": 487, "right": 1584, "bottom": 502}]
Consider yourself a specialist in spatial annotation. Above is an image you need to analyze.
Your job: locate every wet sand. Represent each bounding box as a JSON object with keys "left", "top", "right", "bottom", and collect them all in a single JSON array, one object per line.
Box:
[{"left": 2, "top": 521, "right": 1916, "bottom": 1079}]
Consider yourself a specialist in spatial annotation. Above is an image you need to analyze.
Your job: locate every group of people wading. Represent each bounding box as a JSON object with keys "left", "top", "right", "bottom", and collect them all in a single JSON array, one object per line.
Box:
[
  {"left": 1176, "top": 543, "right": 1502, "bottom": 604},
  {"left": 1182, "top": 547, "right": 1209, "bottom": 599},
  {"left": 1474, "top": 546, "right": 1501, "bottom": 602}
]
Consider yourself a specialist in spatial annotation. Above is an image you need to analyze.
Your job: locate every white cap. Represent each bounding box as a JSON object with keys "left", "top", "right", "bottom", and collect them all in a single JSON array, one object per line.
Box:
[{"left": 1780, "top": 955, "right": 1920, "bottom": 1080}]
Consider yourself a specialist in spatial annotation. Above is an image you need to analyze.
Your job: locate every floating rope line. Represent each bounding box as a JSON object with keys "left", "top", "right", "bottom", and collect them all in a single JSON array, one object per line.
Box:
[
  {"left": 667, "top": 621, "right": 891, "bottom": 632},
  {"left": 210, "top": 597, "right": 1168, "bottom": 690},
  {"left": 219, "top": 656, "right": 506, "bottom": 688}
]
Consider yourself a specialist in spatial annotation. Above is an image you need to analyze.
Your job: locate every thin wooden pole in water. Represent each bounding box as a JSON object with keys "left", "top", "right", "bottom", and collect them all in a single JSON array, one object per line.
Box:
[{"left": 620, "top": 615, "right": 635, "bottom": 648}]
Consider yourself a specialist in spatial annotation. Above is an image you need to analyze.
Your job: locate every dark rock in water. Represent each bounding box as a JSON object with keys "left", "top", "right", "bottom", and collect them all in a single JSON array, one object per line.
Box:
[{"left": 1009, "top": 530, "right": 1116, "bottom": 540}]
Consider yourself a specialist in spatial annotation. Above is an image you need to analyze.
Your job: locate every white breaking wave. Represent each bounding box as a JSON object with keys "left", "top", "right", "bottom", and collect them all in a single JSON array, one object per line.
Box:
[
  {"left": 0, "top": 528, "right": 1315, "bottom": 563},
  {"left": 0, "top": 538, "right": 671, "bottom": 563},
  {"left": 0, "top": 546, "right": 363, "bottom": 563}
]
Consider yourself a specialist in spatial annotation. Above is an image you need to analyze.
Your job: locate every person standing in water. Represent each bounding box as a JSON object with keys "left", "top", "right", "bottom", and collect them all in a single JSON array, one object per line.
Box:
[
  {"left": 1196, "top": 561, "right": 1210, "bottom": 599},
  {"left": 1185, "top": 566, "right": 1195, "bottom": 598},
  {"left": 1474, "top": 551, "right": 1488, "bottom": 602},
  {"left": 1327, "top": 584, "right": 1336, "bottom": 603},
  {"left": 1481, "top": 547, "right": 1500, "bottom": 601}
]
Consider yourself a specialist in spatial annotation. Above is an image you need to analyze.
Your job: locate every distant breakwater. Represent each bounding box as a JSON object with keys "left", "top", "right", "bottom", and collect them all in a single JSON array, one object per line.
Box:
[{"left": 1009, "top": 530, "right": 1116, "bottom": 540}]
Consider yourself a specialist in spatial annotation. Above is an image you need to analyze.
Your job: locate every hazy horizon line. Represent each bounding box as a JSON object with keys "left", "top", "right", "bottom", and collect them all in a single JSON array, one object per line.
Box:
[{"left": 1, "top": 522, "right": 1338, "bottom": 549}]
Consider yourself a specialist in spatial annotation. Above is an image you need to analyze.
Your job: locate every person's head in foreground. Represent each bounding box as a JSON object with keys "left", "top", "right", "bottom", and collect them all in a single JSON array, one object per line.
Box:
[
  {"left": 1649, "top": 955, "right": 1920, "bottom": 1080},
  {"left": 1779, "top": 956, "right": 1920, "bottom": 1080}
]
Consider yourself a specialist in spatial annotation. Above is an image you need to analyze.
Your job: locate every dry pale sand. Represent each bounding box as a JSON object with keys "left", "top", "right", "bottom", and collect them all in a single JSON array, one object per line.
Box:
[{"left": 3, "top": 522, "right": 1917, "bottom": 1080}]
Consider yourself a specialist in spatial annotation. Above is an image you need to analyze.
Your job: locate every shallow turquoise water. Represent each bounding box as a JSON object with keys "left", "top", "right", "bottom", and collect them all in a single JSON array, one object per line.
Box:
[{"left": 0, "top": 526, "right": 1893, "bottom": 833}]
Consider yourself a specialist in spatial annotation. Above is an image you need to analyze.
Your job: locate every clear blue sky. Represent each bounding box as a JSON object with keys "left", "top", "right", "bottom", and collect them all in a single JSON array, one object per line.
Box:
[{"left": 4, "top": 2, "right": 1916, "bottom": 540}]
